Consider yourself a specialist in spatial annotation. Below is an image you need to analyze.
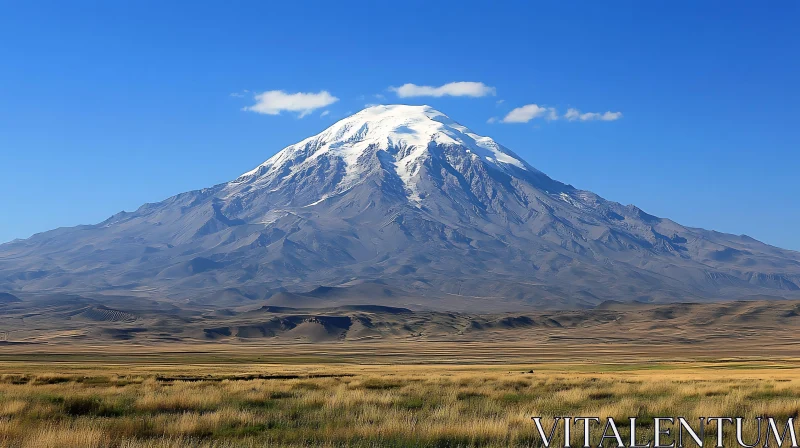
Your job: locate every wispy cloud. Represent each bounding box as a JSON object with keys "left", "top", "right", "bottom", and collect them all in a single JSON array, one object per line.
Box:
[
  {"left": 564, "top": 108, "right": 623, "bottom": 122},
  {"left": 501, "top": 104, "right": 556, "bottom": 123},
  {"left": 320, "top": 110, "right": 330, "bottom": 117},
  {"left": 244, "top": 90, "right": 339, "bottom": 118},
  {"left": 500, "top": 104, "right": 622, "bottom": 124},
  {"left": 487, "top": 117, "right": 498, "bottom": 124},
  {"left": 389, "top": 81, "right": 496, "bottom": 98}
]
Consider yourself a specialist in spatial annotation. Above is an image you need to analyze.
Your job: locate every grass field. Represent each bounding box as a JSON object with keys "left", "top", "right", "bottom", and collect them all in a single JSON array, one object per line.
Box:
[
  {"left": 2, "top": 300, "right": 799, "bottom": 447},
  {"left": 0, "top": 340, "right": 799, "bottom": 447}
]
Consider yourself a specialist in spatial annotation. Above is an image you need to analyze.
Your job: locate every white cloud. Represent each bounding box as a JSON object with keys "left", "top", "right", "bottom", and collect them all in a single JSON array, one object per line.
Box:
[
  {"left": 364, "top": 103, "right": 379, "bottom": 108},
  {"left": 320, "top": 110, "right": 330, "bottom": 117},
  {"left": 601, "top": 111, "right": 623, "bottom": 121},
  {"left": 374, "top": 93, "right": 386, "bottom": 100},
  {"left": 564, "top": 108, "right": 580, "bottom": 121},
  {"left": 502, "top": 104, "right": 549, "bottom": 123},
  {"left": 389, "top": 81, "right": 496, "bottom": 98},
  {"left": 564, "top": 108, "right": 623, "bottom": 122},
  {"left": 244, "top": 90, "right": 339, "bottom": 118},
  {"left": 498, "top": 104, "right": 622, "bottom": 125},
  {"left": 230, "top": 92, "right": 244, "bottom": 98},
  {"left": 487, "top": 117, "right": 498, "bottom": 124},
  {"left": 496, "top": 99, "right": 505, "bottom": 105}
]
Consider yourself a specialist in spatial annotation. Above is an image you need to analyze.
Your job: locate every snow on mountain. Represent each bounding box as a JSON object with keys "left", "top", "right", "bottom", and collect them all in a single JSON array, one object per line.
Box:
[
  {"left": 1, "top": 105, "right": 799, "bottom": 310},
  {"left": 233, "top": 105, "right": 533, "bottom": 204}
]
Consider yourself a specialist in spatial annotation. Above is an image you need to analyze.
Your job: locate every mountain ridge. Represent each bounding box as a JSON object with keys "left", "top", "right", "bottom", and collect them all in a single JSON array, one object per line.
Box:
[{"left": 2, "top": 105, "right": 799, "bottom": 310}]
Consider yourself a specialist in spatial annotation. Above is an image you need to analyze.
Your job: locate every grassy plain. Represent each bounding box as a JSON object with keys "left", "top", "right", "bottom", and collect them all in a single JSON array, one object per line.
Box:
[
  {"left": 0, "top": 339, "right": 799, "bottom": 448},
  {"left": 1, "top": 298, "right": 799, "bottom": 446}
]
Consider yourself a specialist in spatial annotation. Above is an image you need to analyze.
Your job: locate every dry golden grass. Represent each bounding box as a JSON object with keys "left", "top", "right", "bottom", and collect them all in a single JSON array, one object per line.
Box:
[
  {"left": 0, "top": 364, "right": 797, "bottom": 447},
  {"left": 0, "top": 336, "right": 797, "bottom": 447}
]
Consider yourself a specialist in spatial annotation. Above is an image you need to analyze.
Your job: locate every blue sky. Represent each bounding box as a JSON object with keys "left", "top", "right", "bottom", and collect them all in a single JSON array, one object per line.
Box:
[{"left": 1, "top": 1, "right": 799, "bottom": 250}]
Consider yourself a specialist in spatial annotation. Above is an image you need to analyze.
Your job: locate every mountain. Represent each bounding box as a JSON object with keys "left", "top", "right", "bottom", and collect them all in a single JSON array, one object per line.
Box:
[{"left": 2, "top": 105, "right": 799, "bottom": 310}]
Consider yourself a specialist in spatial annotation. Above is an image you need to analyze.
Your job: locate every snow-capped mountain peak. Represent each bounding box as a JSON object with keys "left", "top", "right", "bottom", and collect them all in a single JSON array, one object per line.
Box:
[
  {"left": 3, "top": 106, "right": 800, "bottom": 310},
  {"left": 238, "top": 105, "right": 530, "bottom": 183},
  {"left": 232, "top": 104, "right": 537, "bottom": 206}
]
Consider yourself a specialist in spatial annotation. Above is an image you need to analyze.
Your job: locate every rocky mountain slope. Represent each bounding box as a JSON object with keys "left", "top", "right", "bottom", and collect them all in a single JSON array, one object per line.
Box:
[{"left": 1, "top": 105, "right": 799, "bottom": 310}]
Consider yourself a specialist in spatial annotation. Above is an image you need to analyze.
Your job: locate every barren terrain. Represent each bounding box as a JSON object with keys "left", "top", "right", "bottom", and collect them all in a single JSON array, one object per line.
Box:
[{"left": 2, "top": 298, "right": 800, "bottom": 447}]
